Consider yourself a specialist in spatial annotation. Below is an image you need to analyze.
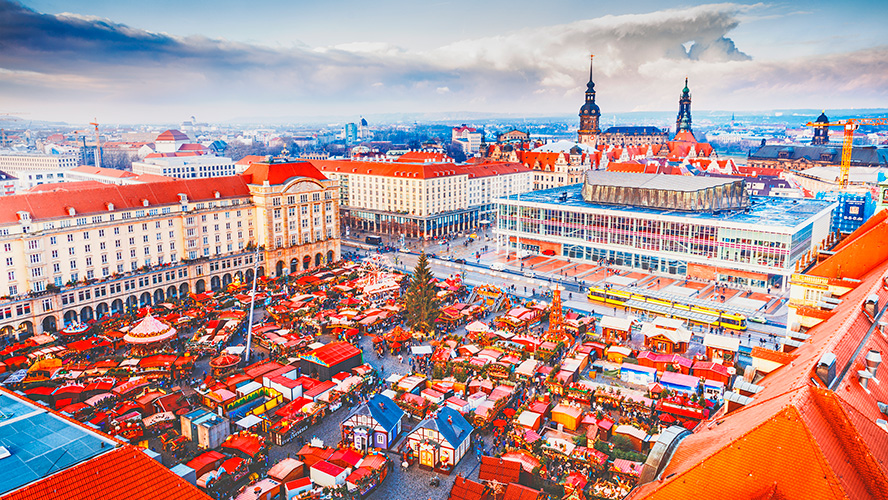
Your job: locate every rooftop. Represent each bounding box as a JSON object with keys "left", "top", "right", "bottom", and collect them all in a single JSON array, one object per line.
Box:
[
  {"left": 0, "top": 390, "right": 118, "bottom": 495},
  {"left": 503, "top": 182, "right": 834, "bottom": 229}
]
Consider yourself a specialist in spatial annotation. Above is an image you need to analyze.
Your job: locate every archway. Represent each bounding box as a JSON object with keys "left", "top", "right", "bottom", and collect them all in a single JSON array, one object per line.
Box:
[
  {"left": 41, "top": 316, "right": 57, "bottom": 333},
  {"left": 257, "top": 266, "right": 265, "bottom": 277},
  {"left": 125, "top": 295, "right": 138, "bottom": 311},
  {"left": 139, "top": 292, "right": 151, "bottom": 307},
  {"left": 235, "top": 271, "right": 243, "bottom": 282},
  {"left": 167, "top": 286, "right": 177, "bottom": 300},
  {"left": 245, "top": 269, "right": 254, "bottom": 284},
  {"left": 80, "top": 306, "right": 94, "bottom": 323},
  {"left": 327, "top": 250, "right": 335, "bottom": 263},
  {"left": 195, "top": 279, "right": 206, "bottom": 294},
  {"left": 0, "top": 325, "right": 13, "bottom": 339},
  {"left": 154, "top": 289, "right": 165, "bottom": 304},
  {"left": 179, "top": 283, "right": 189, "bottom": 296},
  {"left": 111, "top": 299, "right": 124, "bottom": 315},
  {"left": 275, "top": 261, "right": 285, "bottom": 277},
  {"left": 96, "top": 302, "right": 109, "bottom": 318},
  {"left": 17, "top": 321, "right": 33, "bottom": 338},
  {"left": 290, "top": 259, "right": 298, "bottom": 274},
  {"left": 302, "top": 256, "right": 311, "bottom": 270},
  {"left": 222, "top": 273, "right": 232, "bottom": 288},
  {"left": 210, "top": 276, "right": 221, "bottom": 291},
  {"left": 315, "top": 253, "right": 323, "bottom": 267},
  {"left": 63, "top": 310, "right": 78, "bottom": 326}
]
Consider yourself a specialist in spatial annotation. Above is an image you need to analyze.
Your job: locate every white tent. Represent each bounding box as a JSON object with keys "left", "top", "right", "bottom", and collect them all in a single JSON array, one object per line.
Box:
[
  {"left": 235, "top": 414, "right": 263, "bottom": 429},
  {"left": 465, "top": 321, "right": 490, "bottom": 333}
]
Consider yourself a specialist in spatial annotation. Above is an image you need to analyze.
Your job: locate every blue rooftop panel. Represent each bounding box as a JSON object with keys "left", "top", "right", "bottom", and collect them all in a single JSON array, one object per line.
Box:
[
  {"left": 0, "top": 392, "right": 117, "bottom": 495},
  {"left": 502, "top": 184, "right": 835, "bottom": 228}
]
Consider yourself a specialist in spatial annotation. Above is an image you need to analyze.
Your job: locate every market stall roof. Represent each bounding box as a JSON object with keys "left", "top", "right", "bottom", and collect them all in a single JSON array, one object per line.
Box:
[
  {"left": 301, "top": 341, "right": 361, "bottom": 368},
  {"left": 236, "top": 414, "right": 263, "bottom": 429},
  {"left": 410, "top": 345, "right": 433, "bottom": 355},
  {"left": 123, "top": 313, "right": 176, "bottom": 345}
]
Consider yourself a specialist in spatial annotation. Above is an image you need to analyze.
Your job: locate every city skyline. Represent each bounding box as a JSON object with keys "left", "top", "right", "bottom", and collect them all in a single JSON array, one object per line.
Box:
[{"left": 1, "top": 0, "right": 886, "bottom": 124}]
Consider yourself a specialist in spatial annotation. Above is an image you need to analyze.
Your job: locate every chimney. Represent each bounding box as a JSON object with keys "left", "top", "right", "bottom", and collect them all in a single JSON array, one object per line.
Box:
[
  {"left": 865, "top": 294, "right": 879, "bottom": 318},
  {"left": 865, "top": 350, "right": 882, "bottom": 377},
  {"left": 858, "top": 370, "right": 873, "bottom": 390},
  {"left": 816, "top": 351, "right": 837, "bottom": 387}
]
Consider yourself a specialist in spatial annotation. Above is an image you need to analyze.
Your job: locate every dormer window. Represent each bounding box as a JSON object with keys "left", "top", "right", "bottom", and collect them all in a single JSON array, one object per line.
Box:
[
  {"left": 106, "top": 202, "right": 115, "bottom": 211},
  {"left": 142, "top": 199, "right": 149, "bottom": 207},
  {"left": 67, "top": 207, "right": 76, "bottom": 216},
  {"left": 214, "top": 191, "right": 220, "bottom": 199}
]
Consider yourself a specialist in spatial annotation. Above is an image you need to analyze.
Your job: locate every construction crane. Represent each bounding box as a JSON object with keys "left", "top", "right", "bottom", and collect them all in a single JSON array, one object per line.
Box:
[
  {"left": 806, "top": 117, "right": 888, "bottom": 189},
  {"left": 89, "top": 118, "right": 101, "bottom": 168}
]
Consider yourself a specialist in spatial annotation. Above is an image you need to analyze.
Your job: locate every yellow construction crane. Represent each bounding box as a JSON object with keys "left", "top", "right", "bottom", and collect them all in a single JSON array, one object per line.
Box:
[
  {"left": 806, "top": 117, "right": 888, "bottom": 189},
  {"left": 89, "top": 118, "right": 101, "bottom": 168}
]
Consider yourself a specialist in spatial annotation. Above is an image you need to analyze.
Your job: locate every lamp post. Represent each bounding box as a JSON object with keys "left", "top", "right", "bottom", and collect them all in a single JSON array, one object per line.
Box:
[{"left": 243, "top": 243, "right": 261, "bottom": 364}]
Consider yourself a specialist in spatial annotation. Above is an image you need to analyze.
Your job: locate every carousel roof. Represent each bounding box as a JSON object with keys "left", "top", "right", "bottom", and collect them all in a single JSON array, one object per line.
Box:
[
  {"left": 123, "top": 314, "right": 176, "bottom": 345},
  {"left": 209, "top": 353, "right": 241, "bottom": 369}
]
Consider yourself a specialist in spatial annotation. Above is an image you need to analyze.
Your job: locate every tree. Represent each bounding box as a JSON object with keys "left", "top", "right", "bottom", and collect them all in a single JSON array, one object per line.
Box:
[{"left": 405, "top": 252, "right": 440, "bottom": 334}]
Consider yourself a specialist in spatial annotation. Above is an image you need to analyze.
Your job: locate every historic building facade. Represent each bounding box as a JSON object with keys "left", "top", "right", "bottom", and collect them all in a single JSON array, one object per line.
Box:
[{"left": 0, "top": 159, "right": 340, "bottom": 337}]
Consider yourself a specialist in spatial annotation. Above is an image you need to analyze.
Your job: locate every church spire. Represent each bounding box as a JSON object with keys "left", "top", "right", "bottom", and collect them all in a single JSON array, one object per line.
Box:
[
  {"left": 676, "top": 77, "right": 693, "bottom": 136},
  {"left": 578, "top": 54, "right": 601, "bottom": 144}
]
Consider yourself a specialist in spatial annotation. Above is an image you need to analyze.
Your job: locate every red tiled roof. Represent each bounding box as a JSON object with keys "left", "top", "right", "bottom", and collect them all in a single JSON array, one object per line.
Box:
[
  {"left": 26, "top": 181, "right": 106, "bottom": 192},
  {"left": 628, "top": 239, "right": 888, "bottom": 500},
  {"left": 2, "top": 445, "right": 210, "bottom": 500},
  {"left": 479, "top": 456, "right": 521, "bottom": 484},
  {"left": 449, "top": 476, "right": 488, "bottom": 500},
  {"left": 396, "top": 151, "right": 451, "bottom": 162},
  {"left": 69, "top": 165, "right": 137, "bottom": 178},
  {"left": 242, "top": 161, "right": 328, "bottom": 184},
  {"left": 313, "top": 159, "right": 529, "bottom": 180},
  {"left": 303, "top": 341, "right": 361, "bottom": 368},
  {"left": 750, "top": 347, "right": 797, "bottom": 365},
  {"left": 808, "top": 209, "right": 888, "bottom": 280},
  {"left": 501, "top": 483, "right": 541, "bottom": 500},
  {"left": 0, "top": 176, "right": 250, "bottom": 224},
  {"left": 235, "top": 155, "right": 267, "bottom": 166}
]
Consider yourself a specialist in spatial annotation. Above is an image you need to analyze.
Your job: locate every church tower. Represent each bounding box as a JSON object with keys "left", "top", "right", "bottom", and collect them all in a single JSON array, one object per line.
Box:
[
  {"left": 675, "top": 77, "right": 693, "bottom": 136},
  {"left": 578, "top": 55, "right": 601, "bottom": 146},
  {"left": 812, "top": 111, "right": 830, "bottom": 145}
]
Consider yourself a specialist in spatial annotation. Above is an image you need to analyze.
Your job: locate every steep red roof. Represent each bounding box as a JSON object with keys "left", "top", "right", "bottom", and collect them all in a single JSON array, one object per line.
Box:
[
  {"left": 450, "top": 476, "right": 488, "bottom": 500},
  {"left": 242, "top": 161, "right": 328, "bottom": 185},
  {"left": 0, "top": 176, "right": 250, "bottom": 224},
  {"left": 501, "top": 483, "right": 541, "bottom": 500},
  {"left": 2, "top": 445, "right": 210, "bottom": 500},
  {"left": 479, "top": 456, "right": 521, "bottom": 484},
  {"left": 628, "top": 242, "right": 888, "bottom": 500}
]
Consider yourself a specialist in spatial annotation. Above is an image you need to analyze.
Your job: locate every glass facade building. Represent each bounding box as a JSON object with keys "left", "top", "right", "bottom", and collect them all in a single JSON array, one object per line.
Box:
[{"left": 496, "top": 183, "right": 835, "bottom": 291}]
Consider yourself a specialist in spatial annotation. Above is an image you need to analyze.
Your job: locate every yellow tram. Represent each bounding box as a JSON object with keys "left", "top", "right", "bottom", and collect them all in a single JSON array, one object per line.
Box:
[{"left": 587, "top": 286, "right": 748, "bottom": 331}]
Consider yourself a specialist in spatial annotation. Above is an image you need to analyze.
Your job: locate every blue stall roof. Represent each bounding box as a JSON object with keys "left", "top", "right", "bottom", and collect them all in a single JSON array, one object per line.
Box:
[{"left": 502, "top": 184, "right": 835, "bottom": 229}]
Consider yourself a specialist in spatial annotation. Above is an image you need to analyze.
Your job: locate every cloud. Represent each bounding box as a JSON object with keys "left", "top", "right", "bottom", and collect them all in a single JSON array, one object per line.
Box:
[{"left": 0, "top": 0, "right": 885, "bottom": 122}]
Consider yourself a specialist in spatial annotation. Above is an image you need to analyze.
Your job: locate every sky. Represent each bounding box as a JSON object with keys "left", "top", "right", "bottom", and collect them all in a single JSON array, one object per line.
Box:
[{"left": 1, "top": 0, "right": 886, "bottom": 124}]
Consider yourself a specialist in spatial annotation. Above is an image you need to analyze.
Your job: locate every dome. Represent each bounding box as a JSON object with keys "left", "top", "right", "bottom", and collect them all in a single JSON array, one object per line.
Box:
[
  {"left": 123, "top": 313, "right": 176, "bottom": 345},
  {"left": 816, "top": 111, "right": 829, "bottom": 123},
  {"left": 580, "top": 101, "right": 600, "bottom": 116},
  {"left": 155, "top": 129, "right": 190, "bottom": 142},
  {"left": 210, "top": 353, "right": 241, "bottom": 369}
]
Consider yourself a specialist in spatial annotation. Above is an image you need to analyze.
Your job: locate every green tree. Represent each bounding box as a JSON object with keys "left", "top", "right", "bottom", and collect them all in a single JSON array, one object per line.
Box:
[{"left": 405, "top": 252, "right": 440, "bottom": 334}]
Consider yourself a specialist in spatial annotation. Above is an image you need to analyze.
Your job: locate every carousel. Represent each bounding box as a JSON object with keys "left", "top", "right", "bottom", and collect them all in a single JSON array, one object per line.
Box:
[
  {"left": 123, "top": 313, "right": 177, "bottom": 356},
  {"left": 60, "top": 322, "right": 90, "bottom": 338},
  {"left": 209, "top": 353, "right": 241, "bottom": 378}
]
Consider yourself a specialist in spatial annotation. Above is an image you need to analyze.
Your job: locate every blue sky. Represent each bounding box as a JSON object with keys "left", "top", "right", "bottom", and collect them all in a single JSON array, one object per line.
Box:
[{"left": 2, "top": 0, "right": 887, "bottom": 123}]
